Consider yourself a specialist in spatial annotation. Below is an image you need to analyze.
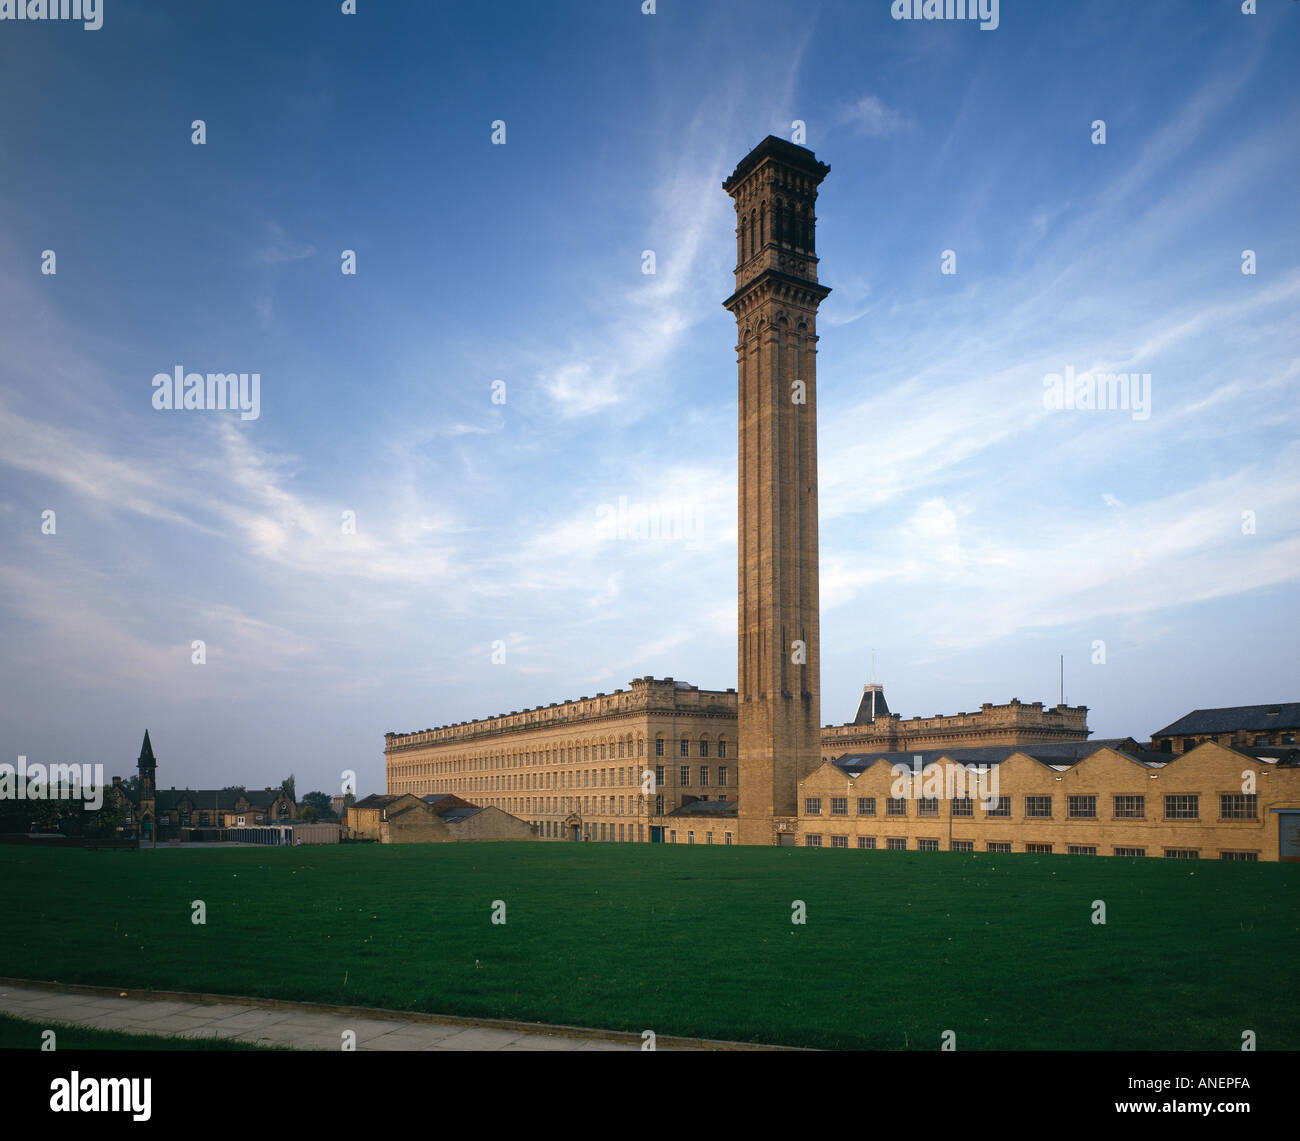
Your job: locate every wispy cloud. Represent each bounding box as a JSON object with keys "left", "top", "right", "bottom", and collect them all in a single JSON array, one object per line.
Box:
[{"left": 837, "top": 94, "right": 912, "bottom": 138}]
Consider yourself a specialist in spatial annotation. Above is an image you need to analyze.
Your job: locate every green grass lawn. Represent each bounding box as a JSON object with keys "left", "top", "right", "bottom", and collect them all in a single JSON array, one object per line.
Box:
[
  {"left": 0, "top": 1012, "right": 277, "bottom": 1051},
  {"left": 0, "top": 843, "right": 1293, "bottom": 1050}
]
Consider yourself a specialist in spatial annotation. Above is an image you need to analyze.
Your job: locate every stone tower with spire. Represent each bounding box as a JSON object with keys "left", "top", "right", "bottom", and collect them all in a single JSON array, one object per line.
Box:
[
  {"left": 137, "top": 729, "right": 157, "bottom": 840},
  {"left": 723, "top": 136, "right": 831, "bottom": 845}
]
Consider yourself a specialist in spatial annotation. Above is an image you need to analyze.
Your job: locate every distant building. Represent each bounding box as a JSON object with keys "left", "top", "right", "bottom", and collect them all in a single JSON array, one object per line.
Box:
[
  {"left": 384, "top": 677, "right": 1085, "bottom": 844},
  {"left": 110, "top": 730, "right": 296, "bottom": 840},
  {"left": 347, "top": 792, "right": 535, "bottom": 843},
  {"left": 1151, "top": 703, "right": 1300, "bottom": 755},
  {"left": 820, "top": 687, "right": 1088, "bottom": 757}
]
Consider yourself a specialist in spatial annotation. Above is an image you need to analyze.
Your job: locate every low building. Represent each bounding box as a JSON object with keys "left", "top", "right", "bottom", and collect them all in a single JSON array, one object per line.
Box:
[
  {"left": 347, "top": 792, "right": 535, "bottom": 843},
  {"left": 226, "top": 821, "right": 340, "bottom": 846},
  {"left": 794, "top": 740, "right": 1300, "bottom": 861},
  {"left": 653, "top": 797, "right": 738, "bottom": 846},
  {"left": 153, "top": 787, "right": 297, "bottom": 831}
]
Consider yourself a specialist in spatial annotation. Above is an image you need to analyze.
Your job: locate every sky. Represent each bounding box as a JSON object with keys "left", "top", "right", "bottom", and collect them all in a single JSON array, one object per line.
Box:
[{"left": 0, "top": 0, "right": 1296, "bottom": 800}]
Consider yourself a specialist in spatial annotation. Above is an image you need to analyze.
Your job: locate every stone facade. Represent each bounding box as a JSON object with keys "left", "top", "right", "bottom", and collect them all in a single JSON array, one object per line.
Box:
[
  {"left": 820, "top": 695, "right": 1089, "bottom": 759},
  {"left": 347, "top": 792, "right": 536, "bottom": 843},
  {"left": 724, "top": 136, "right": 831, "bottom": 847},
  {"left": 795, "top": 741, "right": 1300, "bottom": 861},
  {"left": 385, "top": 678, "right": 1092, "bottom": 843},
  {"left": 385, "top": 676, "right": 737, "bottom": 842}
]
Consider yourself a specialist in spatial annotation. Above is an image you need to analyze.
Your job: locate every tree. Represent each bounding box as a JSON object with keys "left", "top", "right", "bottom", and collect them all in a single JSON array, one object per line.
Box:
[
  {"left": 222, "top": 785, "right": 247, "bottom": 795},
  {"left": 29, "top": 795, "right": 127, "bottom": 837},
  {"left": 83, "top": 795, "right": 129, "bottom": 838},
  {"left": 281, "top": 773, "right": 296, "bottom": 803},
  {"left": 301, "top": 791, "right": 335, "bottom": 820},
  {"left": 300, "top": 804, "right": 319, "bottom": 824}
]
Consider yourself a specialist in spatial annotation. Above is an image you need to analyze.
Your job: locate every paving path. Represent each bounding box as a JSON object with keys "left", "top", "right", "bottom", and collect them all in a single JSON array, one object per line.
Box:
[{"left": 0, "top": 980, "right": 777, "bottom": 1051}]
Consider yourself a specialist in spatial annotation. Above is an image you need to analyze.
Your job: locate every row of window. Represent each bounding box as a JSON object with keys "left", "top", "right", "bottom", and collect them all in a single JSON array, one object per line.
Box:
[
  {"left": 536, "top": 821, "right": 740, "bottom": 845},
  {"left": 660, "top": 765, "right": 728, "bottom": 788},
  {"left": 493, "top": 795, "right": 650, "bottom": 816},
  {"left": 539, "top": 821, "right": 656, "bottom": 842},
  {"left": 1175, "top": 734, "right": 1295, "bottom": 750},
  {"left": 417, "top": 764, "right": 733, "bottom": 799},
  {"left": 802, "top": 835, "right": 1260, "bottom": 859},
  {"left": 804, "top": 794, "right": 1259, "bottom": 821},
  {"left": 158, "top": 808, "right": 288, "bottom": 827},
  {"left": 396, "top": 737, "right": 729, "bottom": 778}
]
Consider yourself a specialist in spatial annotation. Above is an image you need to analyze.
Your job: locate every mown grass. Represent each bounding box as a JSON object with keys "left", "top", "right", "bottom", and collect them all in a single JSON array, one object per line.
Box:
[
  {"left": 0, "top": 843, "right": 1294, "bottom": 1049},
  {"left": 0, "top": 1011, "right": 277, "bottom": 1051}
]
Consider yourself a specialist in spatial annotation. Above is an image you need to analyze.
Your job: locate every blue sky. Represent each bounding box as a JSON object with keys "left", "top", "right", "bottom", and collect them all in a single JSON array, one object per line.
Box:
[{"left": 1, "top": 0, "right": 1296, "bottom": 798}]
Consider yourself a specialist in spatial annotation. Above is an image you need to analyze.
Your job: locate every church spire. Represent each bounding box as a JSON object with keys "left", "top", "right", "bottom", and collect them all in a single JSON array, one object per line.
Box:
[{"left": 137, "top": 729, "right": 157, "bottom": 796}]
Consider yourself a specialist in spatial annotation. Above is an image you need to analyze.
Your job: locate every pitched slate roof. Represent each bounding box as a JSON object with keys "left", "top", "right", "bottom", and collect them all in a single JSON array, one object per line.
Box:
[
  {"left": 383, "top": 794, "right": 483, "bottom": 824},
  {"left": 421, "top": 793, "right": 475, "bottom": 816},
  {"left": 1152, "top": 703, "right": 1300, "bottom": 737},
  {"left": 153, "top": 788, "right": 288, "bottom": 812},
  {"left": 352, "top": 793, "right": 403, "bottom": 810}
]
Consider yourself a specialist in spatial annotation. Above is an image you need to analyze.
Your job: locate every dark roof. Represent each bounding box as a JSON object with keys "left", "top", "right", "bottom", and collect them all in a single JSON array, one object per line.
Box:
[
  {"left": 381, "top": 794, "right": 483, "bottom": 824},
  {"left": 153, "top": 788, "right": 289, "bottom": 812},
  {"left": 852, "top": 685, "right": 891, "bottom": 725},
  {"left": 832, "top": 739, "right": 1152, "bottom": 775},
  {"left": 1206, "top": 745, "right": 1300, "bottom": 765},
  {"left": 1152, "top": 703, "right": 1300, "bottom": 737},
  {"left": 723, "top": 136, "right": 830, "bottom": 193},
  {"left": 351, "top": 793, "right": 403, "bottom": 810},
  {"left": 138, "top": 730, "right": 156, "bottom": 767},
  {"left": 667, "top": 798, "right": 738, "bottom": 818},
  {"left": 422, "top": 793, "right": 475, "bottom": 816}
]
